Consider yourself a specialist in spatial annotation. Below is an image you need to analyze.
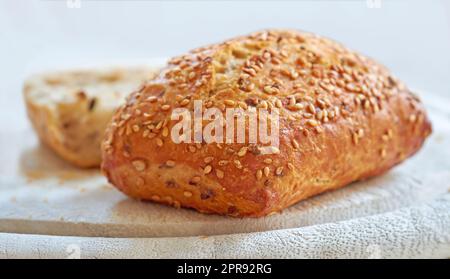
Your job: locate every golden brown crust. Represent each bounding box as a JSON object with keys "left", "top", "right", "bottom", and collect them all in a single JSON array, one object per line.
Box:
[
  {"left": 24, "top": 67, "right": 158, "bottom": 168},
  {"left": 101, "top": 30, "right": 432, "bottom": 217}
]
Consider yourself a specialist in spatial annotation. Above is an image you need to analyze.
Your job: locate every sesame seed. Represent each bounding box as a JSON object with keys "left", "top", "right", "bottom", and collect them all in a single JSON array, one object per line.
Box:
[
  {"left": 218, "top": 160, "right": 229, "bottom": 166},
  {"left": 291, "top": 139, "right": 300, "bottom": 149},
  {"left": 346, "top": 83, "right": 357, "bottom": 92},
  {"left": 334, "top": 106, "right": 340, "bottom": 116},
  {"left": 155, "top": 138, "right": 163, "bottom": 147},
  {"left": 264, "top": 158, "right": 273, "bottom": 164},
  {"left": 317, "top": 99, "right": 327, "bottom": 109},
  {"left": 183, "top": 191, "right": 193, "bottom": 198},
  {"left": 381, "top": 148, "right": 387, "bottom": 158},
  {"left": 216, "top": 169, "right": 224, "bottom": 179},
  {"left": 155, "top": 121, "right": 163, "bottom": 130},
  {"left": 357, "top": 128, "right": 364, "bottom": 138},
  {"left": 290, "top": 69, "right": 299, "bottom": 79},
  {"left": 151, "top": 195, "right": 161, "bottom": 201},
  {"left": 166, "top": 160, "right": 175, "bottom": 167},
  {"left": 307, "top": 104, "right": 316, "bottom": 114},
  {"left": 238, "top": 101, "right": 248, "bottom": 109},
  {"left": 275, "top": 166, "right": 284, "bottom": 176},
  {"left": 329, "top": 109, "right": 336, "bottom": 119},
  {"left": 275, "top": 99, "right": 283, "bottom": 108},
  {"left": 204, "top": 156, "right": 214, "bottom": 163},
  {"left": 147, "top": 96, "right": 157, "bottom": 103},
  {"left": 188, "top": 145, "right": 196, "bottom": 153},
  {"left": 289, "top": 103, "right": 304, "bottom": 111},
  {"left": 264, "top": 85, "right": 278, "bottom": 95},
  {"left": 382, "top": 134, "right": 390, "bottom": 142},
  {"left": 312, "top": 69, "right": 321, "bottom": 78},
  {"left": 409, "top": 114, "right": 417, "bottom": 123},
  {"left": 175, "top": 94, "right": 184, "bottom": 101},
  {"left": 266, "top": 146, "right": 280, "bottom": 154},
  {"left": 204, "top": 165, "right": 212, "bottom": 174},
  {"left": 322, "top": 110, "right": 329, "bottom": 122},
  {"left": 132, "top": 125, "right": 140, "bottom": 132},
  {"left": 164, "top": 118, "right": 173, "bottom": 128},
  {"left": 352, "top": 132, "right": 359, "bottom": 145},
  {"left": 271, "top": 57, "right": 281, "bottom": 65},
  {"left": 224, "top": 100, "right": 235, "bottom": 106},
  {"left": 306, "top": 119, "right": 319, "bottom": 127},
  {"left": 225, "top": 147, "right": 235, "bottom": 154},
  {"left": 237, "top": 147, "right": 248, "bottom": 157},
  {"left": 180, "top": 99, "right": 190, "bottom": 106},
  {"left": 234, "top": 160, "right": 243, "bottom": 169},
  {"left": 257, "top": 101, "right": 268, "bottom": 109},
  {"left": 188, "top": 72, "right": 196, "bottom": 79},
  {"left": 288, "top": 96, "right": 296, "bottom": 106},
  {"left": 256, "top": 169, "right": 263, "bottom": 180},
  {"left": 363, "top": 99, "right": 370, "bottom": 110},
  {"left": 205, "top": 100, "right": 214, "bottom": 108},
  {"left": 263, "top": 166, "right": 270, "bottom": 177},
  {"left": 132, "top": 160, "right": 146, "bottom": 172},
  {"left": 162, "top": 127, "right": 169, "bottom": 137},
  {"left": 303, "top": 112, "right": 313, "bottom": 118},
  {"left": 243, "top": 67, "right": 257, "bottom": 76},
  {"left": 161, "top": 104, "right": 171, "bottom": 111},
  {"left": 387, "top": 129, "right": 393, "bottom": 138},
  {"left": 287, "top": 163, "right": 294, "bottom": 170},
  {"left": 373, "top": 102, "right": 380, "bottom": 113}
]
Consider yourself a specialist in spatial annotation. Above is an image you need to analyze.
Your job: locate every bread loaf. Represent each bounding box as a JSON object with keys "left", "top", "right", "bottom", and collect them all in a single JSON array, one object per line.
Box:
[
  {"left": 101, "top": 30, "right": 432, "bottom": 217},
  {"left": 24, "top": 67, "right": 158, "bottom": 167}
]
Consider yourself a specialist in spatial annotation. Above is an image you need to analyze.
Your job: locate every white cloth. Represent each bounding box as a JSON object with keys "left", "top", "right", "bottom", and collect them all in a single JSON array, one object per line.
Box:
[{"left": 1, "top": 195, "right": 449, "bottom": 259}]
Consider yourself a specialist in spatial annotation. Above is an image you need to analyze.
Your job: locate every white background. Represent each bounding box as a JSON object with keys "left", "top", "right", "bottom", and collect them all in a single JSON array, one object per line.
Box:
[{"left": 0, "top": 0, "right": 449, "bottom": 130}]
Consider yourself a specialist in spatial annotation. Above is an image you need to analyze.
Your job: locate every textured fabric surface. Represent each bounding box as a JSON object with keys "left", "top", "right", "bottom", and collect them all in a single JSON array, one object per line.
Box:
[
  {"left": 0, "top": 93, "right": 449, "bottom": 258},
  {"left": 1, "top": 195, "right": 449, "bottom": 259}
]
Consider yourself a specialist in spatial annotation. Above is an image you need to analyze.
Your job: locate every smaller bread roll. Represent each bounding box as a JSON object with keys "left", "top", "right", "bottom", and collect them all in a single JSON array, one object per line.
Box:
[
  {"left": 24, "top": 67, "right": 158, "bottom": 168},
  {"left": 102, "top": 30, "right": 432, "bottom": 217}
]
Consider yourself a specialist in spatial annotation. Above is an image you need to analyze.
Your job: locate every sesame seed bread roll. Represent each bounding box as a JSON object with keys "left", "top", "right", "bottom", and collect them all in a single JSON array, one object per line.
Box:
[
  {"left": 24, "top": 67, "right": 159, "bottom": 168},
  {"left": 101, "top": 30, "right": 432, "bottom": 217}
]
